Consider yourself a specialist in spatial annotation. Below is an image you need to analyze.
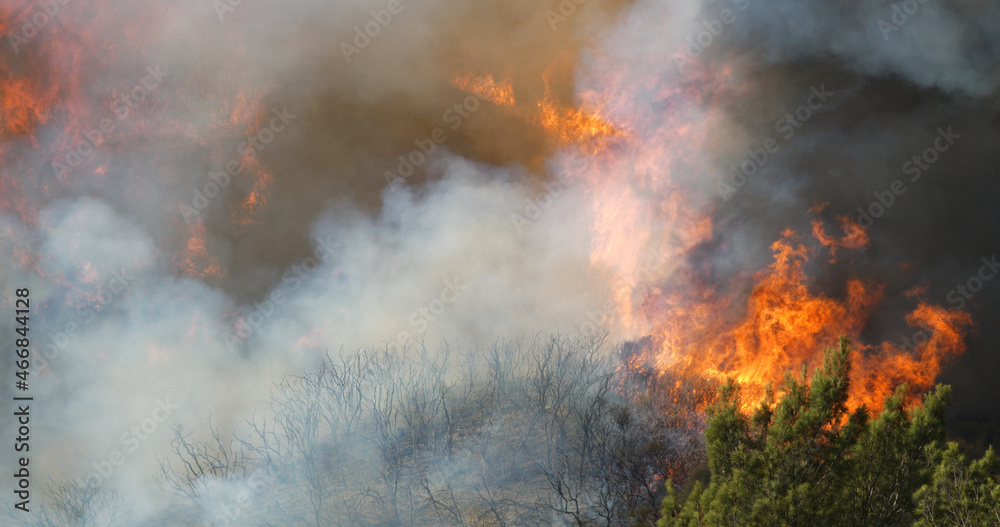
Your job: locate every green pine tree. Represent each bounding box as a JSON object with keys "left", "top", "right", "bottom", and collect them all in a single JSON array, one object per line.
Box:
[
  {"left": 914, "top": 441, "right": 1000, "bottom": 526},
  {"left": 658, "top": 336, "right": 999, "bottom": 527}
]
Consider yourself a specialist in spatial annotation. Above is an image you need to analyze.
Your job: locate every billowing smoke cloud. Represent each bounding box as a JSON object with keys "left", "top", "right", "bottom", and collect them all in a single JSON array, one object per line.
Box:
[
  {"left": 725, "top": 0, "right": 1000, "bottom": 97},
  {"left": 2, "top": 0, "right": 632, "bottom": 520}
]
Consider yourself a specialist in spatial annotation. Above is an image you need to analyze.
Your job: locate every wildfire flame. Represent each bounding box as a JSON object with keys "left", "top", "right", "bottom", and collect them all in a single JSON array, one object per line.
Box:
[
  {"left": 0, "top": 0, "right": 278, "bottom": 278},
  {"left": 1, "top": 0, "right": 974, "bottom": 420},
  {"left": 451, "top": 73, "right": 515, "bottom": 108},
  {"left": 642, "top": 226, "right": 971, "bottom": 411},
  {"left": 451, "top": 70, "right": 625, "bottom": 153},
  {"left": 1, "top": 76, "right": 53, "bottom": 140},
  {"left": 455, "top": 55, "right": 971, "bottom": 412},
  {"left": 176, "top": 219, "right": 224, "bottom": 278},
  {"left": 811, "top": 203, "right": 869, "bottom": 259}
]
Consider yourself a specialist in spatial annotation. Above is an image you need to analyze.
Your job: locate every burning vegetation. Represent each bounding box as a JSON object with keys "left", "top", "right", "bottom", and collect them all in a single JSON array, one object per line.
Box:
[
  {"left": 660, "top": 337, "right": 1000, "bottom": 526},
  {"left": 3, "top": 0, "right": 999, "bottom": 525},
  {"left": 451, "top": 62, "right": 973, "bottom": 416},
  {"left": 20, "top": 336, "right": 1000, "bottom": 526}
]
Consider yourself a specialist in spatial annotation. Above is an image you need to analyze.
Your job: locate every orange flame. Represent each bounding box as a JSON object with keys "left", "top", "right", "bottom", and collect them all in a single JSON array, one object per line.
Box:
[
  {"left": 535, "top": 99, "right": 624, "bottom": 152},
  {"left": 228, "top": 92, "right": 274, "bottom": 226},
  {"left": 514, "top": 56, "right": 971, "bottom": 412},
  {"left": 1, "top": 77, "right": 54, "bottom": 140},
  {"left": 234, "top": 153, "right": 273, "bottom": 226},
  {"left": 644, "top": 226, "right": 970, "bottom": 412},
  {"left": 810, "top": 203, "right": 869, "bottom": 259},
  {"left": 176, "top": 219, "right": 224, "bottom": 278},
  {"left": 451, "top": 71, "right": 625, "bottom": 153},
  {"left": 451, "top": 74, "right": 515, "bottom": 107}
]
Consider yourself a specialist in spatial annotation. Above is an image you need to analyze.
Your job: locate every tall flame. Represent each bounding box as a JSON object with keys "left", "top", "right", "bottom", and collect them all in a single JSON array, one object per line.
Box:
[
  {"left": 457, "top": 54, "right": 972, "bottom": 411},
  {"left": 644, "top": 226, "right": 971, "bottom": 411}
]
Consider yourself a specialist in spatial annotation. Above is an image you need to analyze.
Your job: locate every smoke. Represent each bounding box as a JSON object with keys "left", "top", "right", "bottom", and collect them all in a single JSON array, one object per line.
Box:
[
  {"left": 726, "top": 0, "right": 1000, "bottom": 97},
  {"left": 2, "top": 0, "right": 999, "bottom": 522},
  {"left": 2, "top": 0, "right": 632, "bottom": 520}
]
